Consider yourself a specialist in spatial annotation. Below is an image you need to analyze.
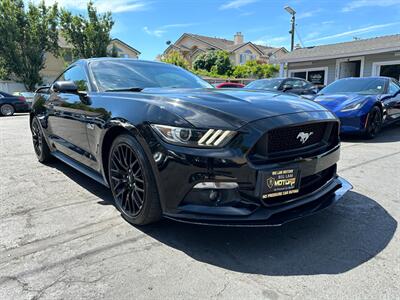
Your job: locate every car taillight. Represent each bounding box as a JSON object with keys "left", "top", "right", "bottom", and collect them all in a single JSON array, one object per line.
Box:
[{"left": 18, "top": 96, "right": 26, "bottom": 102}]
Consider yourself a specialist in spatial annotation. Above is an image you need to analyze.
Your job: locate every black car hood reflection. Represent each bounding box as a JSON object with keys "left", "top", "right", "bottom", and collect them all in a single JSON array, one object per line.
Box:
[{"left": 105, "top": 88, "right": 328, "bottom": 129}]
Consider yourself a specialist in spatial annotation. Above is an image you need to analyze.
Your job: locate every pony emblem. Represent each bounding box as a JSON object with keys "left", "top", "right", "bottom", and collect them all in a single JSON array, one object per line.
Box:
[{"left": 297, "top": 132, "right": 313, "bottom": 144}]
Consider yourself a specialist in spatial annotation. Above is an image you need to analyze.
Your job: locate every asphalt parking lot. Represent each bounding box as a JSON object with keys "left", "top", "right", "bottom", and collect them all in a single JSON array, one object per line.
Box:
[{"left": 0, "top": 114, "right": 399, "bottom": 300}]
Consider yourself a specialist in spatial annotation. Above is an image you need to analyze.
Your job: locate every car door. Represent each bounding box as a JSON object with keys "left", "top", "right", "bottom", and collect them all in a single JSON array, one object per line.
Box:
[
  {"left": 47, "top": 65, "right": 93, "bottom": 166},
  {"left": 384, "top": 80, "right": 400, "bottom": 121}
]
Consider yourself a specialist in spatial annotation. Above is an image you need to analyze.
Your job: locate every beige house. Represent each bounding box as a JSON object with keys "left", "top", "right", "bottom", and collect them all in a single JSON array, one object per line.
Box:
[
  {"left": 164, "top": 32, "right": 287, "bottom": 66},
  {"left": 40, "top": 38, "right": 141, "bottom": 85}
]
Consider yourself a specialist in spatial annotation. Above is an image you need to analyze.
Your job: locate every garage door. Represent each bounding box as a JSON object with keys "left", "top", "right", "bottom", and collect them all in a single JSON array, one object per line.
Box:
[{"left": 380, "top": 64, "right": 400, "bottom": 80}]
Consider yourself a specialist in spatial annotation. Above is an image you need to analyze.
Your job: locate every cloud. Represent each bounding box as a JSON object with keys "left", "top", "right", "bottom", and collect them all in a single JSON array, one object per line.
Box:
[
  {"left": 297, "top": 9, "right": 322, "bottom": 20},
  {"left": 143, "top": 26, "right": 166, "bottom": 37},
  {"left": 143, "top": 23, "right": 199, "bottom": 38},
  {"left": 306, "top": 22, "right": 400, "bottom": 43},
  {"left": 33, "top": 0, "right": 149, "bottom": 13},
  {"left": 253, "top": 36, "right": 288, "bottom": 47},
  {"left": 342, "top": 0, "right": 400, "bottom": 12},
  {"left": 219, "top": 0, "right": 258, "bottom": 10}
]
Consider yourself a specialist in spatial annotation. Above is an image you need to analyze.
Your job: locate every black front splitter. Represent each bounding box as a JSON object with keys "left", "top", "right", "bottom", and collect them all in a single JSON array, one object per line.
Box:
[{"left": 163, "top": 177, "right": 352, "bottom": 227}]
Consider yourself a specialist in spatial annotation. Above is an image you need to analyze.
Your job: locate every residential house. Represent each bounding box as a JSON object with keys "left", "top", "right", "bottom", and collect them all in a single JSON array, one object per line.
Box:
[
  {"left": 40, "top": 38, "right": 141, "bottom": 85},
  {"left": 164, "top": 32, "right": 288, "bottom": 66},
  {"left": 275, "top": 34, "right": 400, "bottom": 86}
]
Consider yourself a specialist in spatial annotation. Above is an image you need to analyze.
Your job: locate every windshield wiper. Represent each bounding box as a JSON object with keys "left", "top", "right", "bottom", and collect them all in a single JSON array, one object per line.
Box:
[{"left": 105, "top": 87, "right": 144, "bottom": 92}]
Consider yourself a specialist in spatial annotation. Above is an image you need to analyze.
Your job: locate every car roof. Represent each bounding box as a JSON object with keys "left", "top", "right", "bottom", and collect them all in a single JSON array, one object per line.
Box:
[
  {"left": 337, "top": 76, "right": 391, "bottom": 81},
  {"left": 76, "top": 57, "right": 171, "bottom": 67},
  {"left": 251, "top": 77, "right": 307, "bottom": 82}
]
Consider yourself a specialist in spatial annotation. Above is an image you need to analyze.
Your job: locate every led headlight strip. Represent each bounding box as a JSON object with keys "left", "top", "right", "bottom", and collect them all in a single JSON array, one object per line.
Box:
[
  {"left": 151, "top": 124, "right": 235, "bottom": 148},
  {"left": 197, "top": 129, "right": 235, "bottom": 146}
]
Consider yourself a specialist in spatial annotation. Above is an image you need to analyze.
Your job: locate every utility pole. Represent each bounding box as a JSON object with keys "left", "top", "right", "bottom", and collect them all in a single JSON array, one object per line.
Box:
[{"left": 284, "top": 6, "right": 296, "bottom": 51}]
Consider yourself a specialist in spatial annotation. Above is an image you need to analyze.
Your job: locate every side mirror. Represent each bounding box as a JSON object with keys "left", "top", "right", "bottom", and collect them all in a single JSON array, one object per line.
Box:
[
  {"left": 282, "top": 84, "right": 293, "bottom": 91},
  {"left": 52, "top": 81, "right": 78, "bottom": 94}
]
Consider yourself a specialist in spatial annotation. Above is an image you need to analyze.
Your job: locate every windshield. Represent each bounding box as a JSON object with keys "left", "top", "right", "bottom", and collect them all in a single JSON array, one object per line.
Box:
[
  {"left": 246, "top": 79, "right": 283, "bottom": 90},
  {"left": 89, "top": 60, "right": 213, "bottom": 91},
  {"left": 319, "top": 78, "right": 386, "bottom": 95}
]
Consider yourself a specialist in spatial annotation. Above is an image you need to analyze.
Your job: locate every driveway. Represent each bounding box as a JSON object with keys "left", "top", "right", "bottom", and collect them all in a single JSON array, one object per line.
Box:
[{"left": 0, "top": 114, "right": 399, "bottom": 299}]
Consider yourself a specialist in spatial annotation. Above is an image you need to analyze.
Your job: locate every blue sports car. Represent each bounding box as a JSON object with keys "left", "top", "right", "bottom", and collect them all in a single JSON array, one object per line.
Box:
[{"left": 313, "top": 77, "right": 400, "bottom": 138}]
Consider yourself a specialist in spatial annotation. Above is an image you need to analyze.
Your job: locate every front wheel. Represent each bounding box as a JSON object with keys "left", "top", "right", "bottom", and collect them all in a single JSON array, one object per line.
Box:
[
  {"left": 31, "top": 117, "right": 53, "bottom": 163},
  {"left": 0, "top": 104, "right": 15, "bottom": 116},
  {"left": 108, "top": 134, "right": 162, "bottom": 225},
  {"left": 364, "top": 106, "right": 382, "bottom": 139}
]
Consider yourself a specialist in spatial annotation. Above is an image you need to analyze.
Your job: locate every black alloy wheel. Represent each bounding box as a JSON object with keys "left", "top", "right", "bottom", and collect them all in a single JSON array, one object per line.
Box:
[
  {"left": 108, "top": 134, "right": 161, "bottom": 225},
  {"left": 31, "top": 117, "right": 53, "bottom": 162},
  {"left": 364, "top": 106, "right": 382, "bottom": 139},
  {"left": 110, "top": 143, "right": 146, "bottom": 216}
]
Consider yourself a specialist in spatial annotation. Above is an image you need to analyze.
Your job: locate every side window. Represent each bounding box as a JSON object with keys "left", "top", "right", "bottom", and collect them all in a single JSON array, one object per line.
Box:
[
  {"left": 389, "top": 81, "right": 400, "bottom": 94},
  {"left": 54, "top": 66, "right": 88, "bottom": 92},
  {"left": 292, "top": 80, "right": 307, "bottom": 88},
  {"left": 64, "top": 66, "right": 89, "bottom": 92}
]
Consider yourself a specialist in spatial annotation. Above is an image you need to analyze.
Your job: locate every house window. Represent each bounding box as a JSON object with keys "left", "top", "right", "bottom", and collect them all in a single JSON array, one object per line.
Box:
[
  {"left": 240, "top": 50, "right": 256, "bottom": 64},
  {"left": 290, "top": 67, "right": 328, "bottom": 86}
]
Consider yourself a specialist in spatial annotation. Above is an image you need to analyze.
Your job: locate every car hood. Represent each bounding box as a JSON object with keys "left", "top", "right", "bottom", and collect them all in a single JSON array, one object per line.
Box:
[
  {"left": 313, "top": 93, "right": 374, "bottom": 112},
  {"left": 134, "top": 88, "right": 329, "bottom": 128}
]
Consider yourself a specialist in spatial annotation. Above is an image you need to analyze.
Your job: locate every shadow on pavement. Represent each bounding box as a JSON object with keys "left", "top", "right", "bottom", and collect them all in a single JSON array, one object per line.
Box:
[
  {"left": 341, "top": 122, "right": 400, "bottom": 143},
  {"left": 48, "top": 151, "right": 397, "bottom": 276},
  {"left": 139, "top": 191, "right": 396, "bottom": 276}
]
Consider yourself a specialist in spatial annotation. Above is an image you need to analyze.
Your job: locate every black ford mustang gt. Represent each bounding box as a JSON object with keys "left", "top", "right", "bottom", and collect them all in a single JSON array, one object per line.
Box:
[{"left": 30, "top": 58, "right": 351, "bottom": 226}]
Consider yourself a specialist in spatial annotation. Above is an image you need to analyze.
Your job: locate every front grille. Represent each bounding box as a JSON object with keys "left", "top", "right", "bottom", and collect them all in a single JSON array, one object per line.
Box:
[
  {"left": 249, "top": 121, "right": 339, "bottom": 165},
  {"left": 262, "top": 164, "right": 337, "bottom": 206},
  {"left": 268, "top": 123, "right": 327, "bottom": 153}
]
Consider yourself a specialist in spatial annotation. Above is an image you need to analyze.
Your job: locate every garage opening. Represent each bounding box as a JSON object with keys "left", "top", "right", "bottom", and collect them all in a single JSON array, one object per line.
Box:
[
  {"left": 380, "top": 64, "right": 400, "bottom": 80},
  {"left": 338, "top": 60, "right": 361, "bottom": 78}
]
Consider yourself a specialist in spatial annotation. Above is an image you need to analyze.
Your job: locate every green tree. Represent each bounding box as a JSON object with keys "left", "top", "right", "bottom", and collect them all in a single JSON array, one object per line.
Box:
[
  {"left": 193, "top": 50, "right": 232, "bottom": 76},
  {"left": 232, "top": 60, "right": 279, "bottom": 79},
  {"left": 161, "top": 50, "right": 190, "bottom": 69},
  {"left": 60, "top": 1, "right": 114, "bottom": 58},
  {"left": 0, "top": 0, "right": 59, "bottom": 90}
]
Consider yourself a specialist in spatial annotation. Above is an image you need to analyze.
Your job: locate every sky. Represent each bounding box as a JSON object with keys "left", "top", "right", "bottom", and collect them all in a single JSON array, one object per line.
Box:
[{"left": 37, "top": 0, "right": 400, "bottom": 60}]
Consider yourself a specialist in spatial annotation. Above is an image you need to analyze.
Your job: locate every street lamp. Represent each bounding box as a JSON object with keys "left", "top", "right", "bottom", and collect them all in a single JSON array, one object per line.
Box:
[{"left": 284, "top": 6, "right": 296, "bottom": 51}]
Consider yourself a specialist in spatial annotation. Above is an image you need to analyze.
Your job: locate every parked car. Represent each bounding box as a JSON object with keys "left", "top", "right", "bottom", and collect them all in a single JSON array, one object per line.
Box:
[
  {"left": 13, "top": 91, "right": 36, "bottom": 107},
  {"left": 245, "top": 77, "right": 318, "bottom": 97},
  {"left": 0, "top": 91, "right": 30, "bottom": 116},
  {"left": 314, "top": 77, "right": 400, "bottom": 139},
  {"left": 215, "top": 82, "right": 245, "bottom": 88},
  {"left": 30, "top": 58, "right": 351, "bottom": 226}
]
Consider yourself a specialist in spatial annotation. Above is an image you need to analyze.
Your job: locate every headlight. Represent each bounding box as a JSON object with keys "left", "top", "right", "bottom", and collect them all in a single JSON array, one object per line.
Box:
[
  {"left": 151, "top": 124, "right": 236, "bottom": 147},
  {"left": 341, "top": 100, "right": 367, "bottom": 112}
]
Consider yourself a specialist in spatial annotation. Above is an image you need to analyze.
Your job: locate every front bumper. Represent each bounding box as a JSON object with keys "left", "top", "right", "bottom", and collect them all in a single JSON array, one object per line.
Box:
[
  {"left": 334, "top": 111, "right": 368, "bottom": 134},
  {"left": 144, "top": 112, "right": 350, "bottom": 226},
  {"left": 164, "top": 176, "right": 351, "bottom": 226}
]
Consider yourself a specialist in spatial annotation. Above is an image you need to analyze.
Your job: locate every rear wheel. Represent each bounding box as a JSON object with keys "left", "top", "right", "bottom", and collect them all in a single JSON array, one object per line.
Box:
[
  {"left": 0, "top": 104, "right": 15, "bottom": 116},
  {"left": 108, "top": 134, "right": 161, "bottom": 225},
  {"left": 364, "top": 106, "right": 382, "bottom": 139},
  {"left": 31, "top": 117, "right": 53, "bottom": 163}
]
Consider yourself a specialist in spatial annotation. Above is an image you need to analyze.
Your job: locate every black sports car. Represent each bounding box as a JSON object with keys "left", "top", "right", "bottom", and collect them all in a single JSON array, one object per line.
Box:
[
  {"left": 245, "top": 77, "right": 319, "bottom": 98},
  {"left": 30, "top": 58, "right": 351, "bottom": 226},
  {"left": 0, "top": 91, "right": 30, "bottom": 116}
]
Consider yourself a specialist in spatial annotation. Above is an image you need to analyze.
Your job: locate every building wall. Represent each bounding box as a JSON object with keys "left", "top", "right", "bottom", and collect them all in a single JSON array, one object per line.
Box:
[
  {"left": 363, "top": 51, "right": 399, "bottom": 76},
  {"left": 286, "top": 51, "right": 400, "bottom": 86},
  {"left": 287, "top": 59, "right": 336, "bottom": 85},
  {"left": 107, "top": 41, "right": 139, "bottom": 59},
  {"left": 40, "top": 52, "right": 69, "bottom": 85}
]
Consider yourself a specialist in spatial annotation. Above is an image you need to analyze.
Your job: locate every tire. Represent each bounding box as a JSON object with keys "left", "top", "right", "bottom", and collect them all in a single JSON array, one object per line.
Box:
[
  {"left": 31, "top": 117, "right": 53, "bottom": 163},
  {"left": 108, "top": 134, "right": 162, "bottom": 225},
  {"left": 0, "top": 104, "right": 15, "bottom": 116},
  {"left": 364, "top": 106, "right": 382, "bottom": 139}
]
